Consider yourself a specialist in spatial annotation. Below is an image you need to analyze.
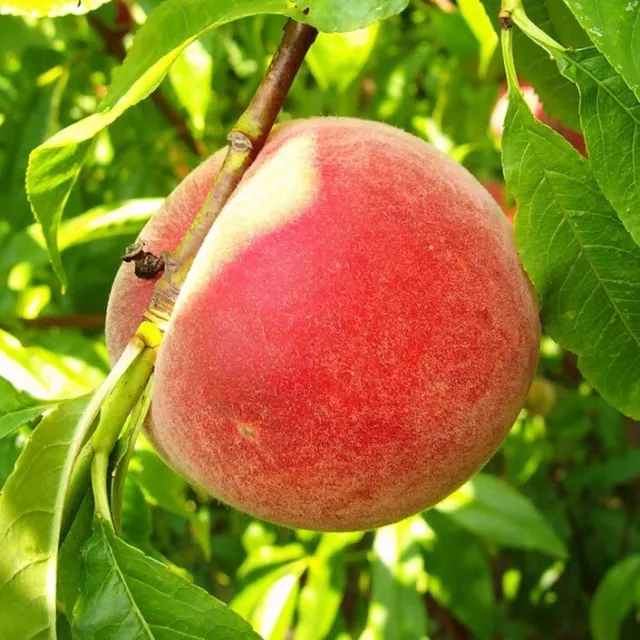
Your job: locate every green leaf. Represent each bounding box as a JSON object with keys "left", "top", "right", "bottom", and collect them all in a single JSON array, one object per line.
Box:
[
  {"left": 73, "top": 518, "right": 260, "bottom": 639},
  {"left": 58, "top": 493, "right": 94, "bottom": 618},
  {"left": 436, "top": 474, "right": 567, "bottom": 559},
  {"left": 306, "top": 24, "right": 379, "bottom": 93},
  {"left": 169, "top": 40, "right": 213, "bottom": 138},
  {"left": 565, "top": 0, "right": 640, "bottom": 101},
  {"left": 120, "top": 479, "right": 152, "bottom": 549},
  {"left": 0, "top": 375, "right": 57, "bottom": 439},
  {"left": 481, "top": 0, "right": 588, "bottom": 128},
  {"left": 457, "top": 0, "right": 498, "bottom": 76},
  {"left": 296, "top": 0, "right": 407, "bottom": 32},
  {"left": 419, "top": 512, "right": 495, "bottom": 640},
  {"left": 590, "top": 555, "right": 640, "bottom": 640},
  {"left": 557, "top": 48, "right": 640, "bottom": 245},
  {"left": 296, "top": 532, "right": 364, "bottom": 640},
  {"left": 0, "top": 328, "right": 107, "bottom": 399},
  {"left": 0, "top": 396, "right": 89, "bottom": 640},
  {"left": 0, "top": 0, "right": 110, "bottom": 17},
  {"left": 26, "top": 0, "right": 304, "bottom": 289},
  {"left": 362, "top": 517, "right": 428, "bottom": 640},
  {"left": 251, "top": 565, "right": 304, "bottom": 640},
  {"left": 503, "top": 85, "right": 640, "bottom": 419}
]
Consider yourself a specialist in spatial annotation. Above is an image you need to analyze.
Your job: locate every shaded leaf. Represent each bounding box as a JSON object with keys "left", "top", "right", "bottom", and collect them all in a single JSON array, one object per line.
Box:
[
  {"left": 565, "top": 0, "right": 640, "bottom": 101},
  {"left": 436, "top": 474, "right": 567, "bottom": 559},
  {"left": 558, "top": 47, "right": 640, "bottom": 246},
  {"left": 590, "top": 555, "right": 640, "bottom": 640},
  {"left": 0, "top": 396, "right": 89, "bottom": 640},
  {"left": 503, "top": 84, "right": 640, "bottom": 419},
  {"left": 73, "top": 518, "right": 260, "bottom": 639},
  {"left": 296, "top": 0, "right": 407, "bottom": 32}
]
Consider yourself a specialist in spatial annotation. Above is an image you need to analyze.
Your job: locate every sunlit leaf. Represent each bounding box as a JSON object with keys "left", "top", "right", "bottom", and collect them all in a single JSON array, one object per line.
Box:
[
  {"left": 362, "top": 517, "right": 428, "bottom": 640},
  {"left": 73, "top": 518, "right": 260, "bottom": 639},
  {"left": 457, "top": 0, "right": 497, "bottom": 76},
  {"left": 419, "top": 511, "right": 494, "bottom": 640},
  {"left": 503, "top": 85, "right": 640, "bottom": 419},
  {"left": 169, "top": 40, "right": 213, "bottom": 137},
  {"left": 0, "top": 396, "right": 89, "bottom": 640},
  {"left": 436, "top": 474, "right": 567, "bottom": 559},
  {"left": 590, "top": 555, "right": 640, "bottom": 640},
  {"left": 296, "top": 532, "right": 364, "bottom": 640},
  {"left": 0, "top": 375, "right": 57, "bottom": 439},
  {"left": 306, "top": 24, "right": 378, "bottom": 93},
  {"left": 0, "top": 0, "right": 110, "bottom": 17},
  {"left": 0, "top": 328, "right": 107, "bottom": 399},
  {"left": 26, "top": 0, "right": 304, "bottom": 289}
]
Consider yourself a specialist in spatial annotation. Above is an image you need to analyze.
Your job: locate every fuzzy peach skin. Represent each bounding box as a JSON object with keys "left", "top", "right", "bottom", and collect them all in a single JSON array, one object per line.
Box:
[{"left": 106, "top": 117, "right": 540, "bottom": 531}]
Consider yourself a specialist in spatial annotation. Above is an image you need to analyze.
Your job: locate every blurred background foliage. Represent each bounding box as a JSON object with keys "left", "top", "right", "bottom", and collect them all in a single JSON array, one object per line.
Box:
[{"left": 0, "top": 1, "right": 639, "bottom": 638}]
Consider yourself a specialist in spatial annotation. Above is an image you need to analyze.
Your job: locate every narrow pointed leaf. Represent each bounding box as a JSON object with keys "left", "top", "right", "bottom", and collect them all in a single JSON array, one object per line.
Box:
[{"left": 0, "top": 0, "right": 110, "bottom": 18}]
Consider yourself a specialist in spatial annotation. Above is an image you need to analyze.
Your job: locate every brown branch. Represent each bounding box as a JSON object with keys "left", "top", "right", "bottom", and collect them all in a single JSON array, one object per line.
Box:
[
  {"left": 145, "top": 19, "right": 318, "bottom": 326},
  {"left": 2, "top": 314, "right": 106, "bottom": 330},
  {"left": 88, "top": 13, "right": 206, "bottom": 158}
]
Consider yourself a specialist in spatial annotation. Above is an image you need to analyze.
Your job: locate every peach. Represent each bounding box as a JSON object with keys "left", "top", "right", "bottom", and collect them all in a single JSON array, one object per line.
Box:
[
  {"left": 491, "top": 83, "right": 586, "bottom": 156},
  {"left": 481, "top": 181, "right": 516, "bottom": 225},
  {"left": 106, "top": 117, "right": 540, "bottom": 531}
]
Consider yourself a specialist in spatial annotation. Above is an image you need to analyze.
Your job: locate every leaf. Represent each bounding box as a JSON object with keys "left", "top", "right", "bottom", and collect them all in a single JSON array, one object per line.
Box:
[
  {"left": 565, "top": 0, "right": 640, "bottom": 101},
  {"left": 0, "top": 0, "right": 110, "bottom": 17},
  {"left": 58, "top": 493, "right": 94, "bottom": 618},
  {"left": 0, "top": 375, "right": 57, "bottom": 439},
  {"left": 295, "top": 0, "right": 408, "bottom": 32},
  {"left": 436, "top": 474, "right": 567, "bottom": 559},
  {"left": 481, "top": 0, "right": 588, "bottom": 128},
  {"left": 419, "top": 512, "right": 495, "bottom": 640},
  {"left": 457, "top": 0, "right": 498, "bottom": 76},
  {"left": 503, "top": 85, "right": 640, "bottom": 419},
  {"left": 306, "top": 24, "right": 379, "bottom": 93},
  {"left": 0, "top": 396, "right": 89, "bottom": 640},
  {"left": 73, "top": 518, "right": 260, "bottom": 639},
  {"left": 251, "top": 566, "right": 304, "bottom": 640},
  {"left": 26, "top": 0, "right": 304, "bottom": 289},
  {"left": 361, "top": 517, "right": 428, "bottom": 640},
  {"left": 590, "top": 555, "right": 640, "bottom": 640},
  {"left": 296, "top": 532, "right": 364, "bottom": 640},
  {"left": 0, "top": 328, "right": 107, "bottom": 399},
  {"left": 557, "top": 47, "right": 640, "bottom": 245},
  {"left": 169, "top": 40, "right": 213, "bottom": 137}
]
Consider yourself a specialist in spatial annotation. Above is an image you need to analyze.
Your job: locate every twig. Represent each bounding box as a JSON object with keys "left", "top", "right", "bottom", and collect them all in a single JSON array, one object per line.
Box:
[
  {"left": 87, "top": 14, "right": 206, "bottom": 157},
  {"left": 145, "top": 19, "right": 318, "bottom": 327},
  {"left": 3, "top": 314, "right": 107, "bottom": 330}
]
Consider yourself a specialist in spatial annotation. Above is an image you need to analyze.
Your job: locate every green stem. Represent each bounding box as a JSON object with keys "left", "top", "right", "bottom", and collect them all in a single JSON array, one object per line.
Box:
[
  {"left": 92, "top": 451, "right": 113, "bottom": 525},
  {"left": 501, "top": 22, "right": 519, "bottom": 95},
  {"left": 60, "top": 338, "right": 145, "bottom": 539},
  {"left": 111, "top": 374, "right": 154, "bottom": 534}
]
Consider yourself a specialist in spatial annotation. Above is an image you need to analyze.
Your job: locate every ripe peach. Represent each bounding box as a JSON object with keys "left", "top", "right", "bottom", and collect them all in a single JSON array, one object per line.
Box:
[
  {"left": 106, "top": 118, "right": 540, "bottom": 531},
  {"left": 481, "top": 181, "right": 516, "bottom": 225},
  {"left": 491, "top": 83, "right": 586, "bottom": 156}
]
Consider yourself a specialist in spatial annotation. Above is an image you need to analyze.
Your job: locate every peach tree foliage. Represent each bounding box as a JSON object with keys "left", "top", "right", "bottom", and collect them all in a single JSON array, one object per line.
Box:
[{"left": 0, "top": 1, "right": 639, "bottom": 640}]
